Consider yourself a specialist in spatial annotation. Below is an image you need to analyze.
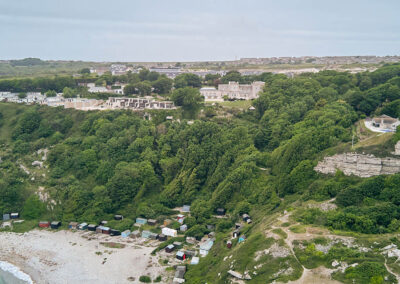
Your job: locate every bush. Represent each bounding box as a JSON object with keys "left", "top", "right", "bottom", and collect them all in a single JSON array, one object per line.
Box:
[{"left": 139, "top": 275, "right": 151, "bottom": 283}]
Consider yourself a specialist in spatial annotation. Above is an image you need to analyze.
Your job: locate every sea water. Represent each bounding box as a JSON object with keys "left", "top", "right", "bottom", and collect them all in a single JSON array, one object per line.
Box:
[{"left": 0, "top": 262, "right": 32, "bottom": 284}]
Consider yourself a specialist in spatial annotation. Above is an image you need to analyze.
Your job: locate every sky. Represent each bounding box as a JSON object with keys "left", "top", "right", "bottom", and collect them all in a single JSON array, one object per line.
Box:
[{"left": 0, "top": 0, "right": 399, "bottom": 62}]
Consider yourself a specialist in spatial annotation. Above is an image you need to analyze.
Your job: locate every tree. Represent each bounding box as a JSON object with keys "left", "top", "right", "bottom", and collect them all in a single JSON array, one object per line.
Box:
[
  {"left": 174, "top": 73, "right": 202, "bottom": 89},
  {"left": 23, "top": 195, "right": 46, "bottom": 219},
  {"left": 18, "top": 92, "right": 27, "bottom": 99},
  {"left": 152, "top": 77, "right": 173, "bottom": 94},
  {"left": 63, "top": 87, "right": 76, "bottom": 98},
  {"left": 45, "top": 90, "right": 57, "bottom": 97},
  {"left": 170, "top": 87, "right": 203, "bottom": 118},
  {"left": 133, "top": 82, "right": 152, "bottom": 96},
  {"left": 123, "top": 84, "right": 136, "bottom": 95},
  {"left": 221, "top": 71, "right": 242, "bottom": 84},
  {"left": 79, "top": 68, "right": 91, "bottom": 74}
]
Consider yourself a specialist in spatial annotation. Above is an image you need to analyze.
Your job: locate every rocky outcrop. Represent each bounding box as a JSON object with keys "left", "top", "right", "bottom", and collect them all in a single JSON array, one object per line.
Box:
[
  {"left": 395, "top": 141, "right": 400, "bottom": 156},
  {"left": 314, "top": 153, "right": 400, "bottom": 178}
]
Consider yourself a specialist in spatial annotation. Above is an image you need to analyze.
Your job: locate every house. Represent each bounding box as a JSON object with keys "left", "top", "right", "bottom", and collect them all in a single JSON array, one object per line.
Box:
[
  {"left": 206, "top": 224, "right": 215, "bottom": 230},
  {"left": 147, "top": 219, "right": 157, "bottom": 226},
  {"left": 78, "top": 223, "right": 88, "bottom": 230},
  {"left": 10, "top": 213, "right": 19, "bottom": 219},
  {"left": 227, "top": 240, "right": 232, "bottom": 248},
  {"left": 173, "top": 266, "right": 186, "bottom": 283},
  {"left": 242, "top": 214, "right": 250, "bottom": 222},
  {"left": 177, "top": 214, "right": 185, "bottom": 223},
  {"left": 69, "top": 222, "right": 79, "bottom": 229},
  {"left": 235, "top": 223, "right": 242, "bottom": 229},
  {"left": 121, "top": 230, "right": 131, "bottom": 238},
  {"left": 96, "top": 226, "right": 104, "bottom": 234},
  {"left": 233, "top": 230, "right": 240, "bottom": 238},
  {"left": 39, "top": 221, "right": 50, "bottom": 228},
  {"left": 199, "top": 240, "right": 214, "bottom": 257},
  {"left": 110, "top": 229, "right": 121, "bottom": 236},
  {"left": 246, "top": 218, "right": 252, "bottom": 224},
  {"left": 163, "top": 219, "right": 172, "bottom": 226},
  {"left": 182, "top": 205, "right": 191, "bottom": 212},
  {"left": 1, "top": 222, "right": 11, "bottom": 229},
  {"left": 173, "top": 241, "right": 183, "bottom": 249},
  {"left": 50, "top": 221, "right": 61, "bottom": 229},
  {"left": 2, "top": 214, "right": 10, "bottom": 221},
  {"left": 162, "top": 227, "right": 178, "bottom": 237},
  {"left": 176, "top": 251, "right": 186, "bottom": 261},
  {"left": 200, "top": 81, "right": 265, "bottom": 101},
  {"left": 149, "top": 233, "right": 158, "bottom": 240},
  {"left": 96, "top": 226, "right": 110, "bottom": 234},
  {"left": 100, "top": 220, "right": 108, "bottom": 226},
  {"left": 141, "top": 230, "right": 153, "bottom": 239},
  {"left": 165, "top": 244, "right": 175, "bottom": 253},
  {"left": 191, "top": 256, "right": 199, "bottom": 265},
  {"left": 216, "top": 208, "right": 225, "bottom": 216},
  {"left": 180, "top": 224, "right": 188, "bottom": 232},
  {"left": 88, "top": 224, "right": 97, "bottom": 231},
  {"left": 158, "top": 234, "right": 167, "bottom": 241},
  {"left": 370, "top": 115, "right": 400, "bottom": 132},
  {"left": 208, "top": 232, "right": 215, "bottom": 238},
  {"left": 136, "top": 218, "right": 147, "bottom": 225},
  {"left": 114, "top": 215, "right": 123, "bottom": 220}
]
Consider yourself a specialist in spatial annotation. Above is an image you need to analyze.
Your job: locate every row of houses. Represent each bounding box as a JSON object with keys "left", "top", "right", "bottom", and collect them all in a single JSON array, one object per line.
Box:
[{"left": 200, "top": 81, "right": 265, "bottom": 102}]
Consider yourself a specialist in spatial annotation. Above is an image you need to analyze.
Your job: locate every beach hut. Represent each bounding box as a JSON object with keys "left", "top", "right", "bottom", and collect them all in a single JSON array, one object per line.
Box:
[
  {"left": 110, "top": 229, "right": 121, "bottom": 236},
  {"left": 185, "top": 250, "right": 196, "bottom": 258},
  {"left": 233, "top": 229, "right": 240, "bottom": 238},
  {"left": 147, "top": 219, "right": 157, "bottom": 226},
  {"left": 235, "top": 223, "right": 242, "bottom": 229},
  {"left": 2, "top": 214, "right": 10, "bottom": 221},
  {"left": 102, "top": 227, "right": 110, "bottom": 234},
  {"left": 199, "top": 240, "right": 214, "bottom": 257},
  {"left": 149, "top": 233, "right": 158, "bottom": 240},
  {"left": 114, "top": 215, "right": 123, "bottom": 221},
  {"left": 10, "top": 213, "right": 19, "bottom": 219},
  {"left": 238, "top": 235, "right": 246, "bottom": 243},
  {"left": 173, "top": 241, "right": 183, "bottom": 249},
  {"left": 162, "top": 227, "right": 178, "bottom": 237},
  {"left": 191, "top": 256, "right": 199, "bottom": 265},
  {"left": 99, "top": 220, "right": 108, "bottom": 226},
  {"left": 163, "top": 219, "right": 172, "bottom": 226},
  {"left": 180, "top": 224, "right": 188, "bottom": 232},
  {"left": 186, "top": 237, "right": 196, "bottom": 244},
  {"left": 182, "top": 205, "right": 191, "bottom": 213},
  {"left": 177, "top": 214, "right": 185, "bottom": 223},
  {"left": 130, "top": 230, "right": 140, "bottom": 238},
  {"left": 69, "top": 222, "right": 78, "bottom": 229},
  {"left": 78, "top": 223, "right": 88, "bottom": 230},
  {"left": 165, "top": 244, "right": 175, "bottom": 253},
  {"left": 96, "top": 226, "right": 104, "bottom": 233},
  {"left": 242, "top": 214, "right": 250, "bottom": 222},
  {"left": 88, "top": 224, "right": 97, "bottom": 231},
  {"left": 1, "top": 222, "right": 11, "bottom": 229},
  {"left": 208, "top": 232, "right": 216, "bottom": 238},
  {"left": 176, "top": 251, "right": 186, "bottom": 261},
  {"left": 141, "top": 230, "right": 153, "bottom": 239},
  {"left": 50, "top": 221, "right": 61, "bottom": 229},
  {"left": 227, "top": 240, "right": 232, "bottom": 248},
  {"left": 39, "top": 221, "right": 50, "bottom": 228},
  {"left": 135, "top": 217, "right": 147, "bottom": 225},
  {"left": 246, "top": 218, "right": 252, "bottom": 224},
  {"left": 174, "top": 266, "right": 186, "bottom": 282},
  {"left": 121, "top": 230, "right": 131, "bottom": 238},
  {"left": 158, "top": 234, "right": 167, "bottom": 241},
  {"left": 216, "top": 208, "right": 225, "bottom": 216}
]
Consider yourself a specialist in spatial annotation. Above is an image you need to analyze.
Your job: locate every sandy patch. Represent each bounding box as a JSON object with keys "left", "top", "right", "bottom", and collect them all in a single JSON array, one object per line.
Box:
[{"left": 0, "top": 230, "right": 167, "bottom": 284}]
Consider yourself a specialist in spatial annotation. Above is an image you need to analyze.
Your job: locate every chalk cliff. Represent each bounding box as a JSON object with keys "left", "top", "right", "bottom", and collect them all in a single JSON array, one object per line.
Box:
[{"left": 314, "top": 153, "right": 400, "bottom": 177}]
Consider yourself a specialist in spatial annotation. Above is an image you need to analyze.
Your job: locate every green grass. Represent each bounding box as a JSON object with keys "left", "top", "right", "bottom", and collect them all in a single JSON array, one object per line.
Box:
[
  {"left": 100, "top": 242, "right": 126, "bottom": 249},
  {"left": 289, "top": 225, "right": 306, "bottom": 234},
  {"left": 272, "top": 228, "right": 288, "bottom": 239},
  {"left": 205, "top": 100, "right": 253, "bottom": 109}
]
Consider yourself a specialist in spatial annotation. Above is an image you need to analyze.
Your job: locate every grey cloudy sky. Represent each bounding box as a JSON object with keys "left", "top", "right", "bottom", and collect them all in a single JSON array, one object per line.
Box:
[{"left": 0, "top": 0, "right": 399, "bottom": 61}]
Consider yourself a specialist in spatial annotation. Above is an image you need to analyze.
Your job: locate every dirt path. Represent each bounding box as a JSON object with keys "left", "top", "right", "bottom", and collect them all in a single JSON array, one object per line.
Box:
[{"left": 384, "top": 258, "right": 400, "bottom": 283}]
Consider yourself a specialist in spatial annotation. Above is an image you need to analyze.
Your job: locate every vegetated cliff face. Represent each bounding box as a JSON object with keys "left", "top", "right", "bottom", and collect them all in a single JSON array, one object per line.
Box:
[{"left": 314, "top": 152, "right": 400, "bottom": 178}]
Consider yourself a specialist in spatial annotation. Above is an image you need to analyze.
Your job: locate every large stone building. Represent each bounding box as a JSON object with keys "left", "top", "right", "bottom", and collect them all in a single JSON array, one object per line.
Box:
[
  {"left": 105, "top": 97, "right": 175, "bottom": 110},
  {"left": 200, "top": 81, "right": 265, "bottom": 101}
]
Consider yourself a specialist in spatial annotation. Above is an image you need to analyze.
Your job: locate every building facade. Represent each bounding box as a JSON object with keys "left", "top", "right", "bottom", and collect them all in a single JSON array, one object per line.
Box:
[{"left": 200, "top": 81, "right": 265, "bottom": 101}]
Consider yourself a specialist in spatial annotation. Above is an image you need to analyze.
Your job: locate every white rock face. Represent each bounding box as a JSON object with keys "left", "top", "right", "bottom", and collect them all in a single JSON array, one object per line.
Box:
[
  {"left": 314, "top": 153, "right": 400, "bottom": 177},
  {"left": 395, "top": 141, "right": 400, "bottom": 155}
]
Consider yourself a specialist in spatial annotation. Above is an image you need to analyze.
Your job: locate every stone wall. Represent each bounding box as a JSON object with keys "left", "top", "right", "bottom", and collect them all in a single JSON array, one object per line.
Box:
[
  {"left": 395, "top": 141, "right": 400, "bottom": 156},
  {"left": 314, "top": 153, "right": 400, "bottom": 178}
]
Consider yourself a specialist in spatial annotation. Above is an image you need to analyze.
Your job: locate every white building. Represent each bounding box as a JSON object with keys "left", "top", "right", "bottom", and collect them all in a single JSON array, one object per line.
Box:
[
  {"left": 162, "top": 227, "right": 178, "bottom": 237},
  {"left": 200, "top": 81, "right": 265, "bottom": 102},
  {"left": 87, "top": 83, "right": 109, "bottom": 93}
]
